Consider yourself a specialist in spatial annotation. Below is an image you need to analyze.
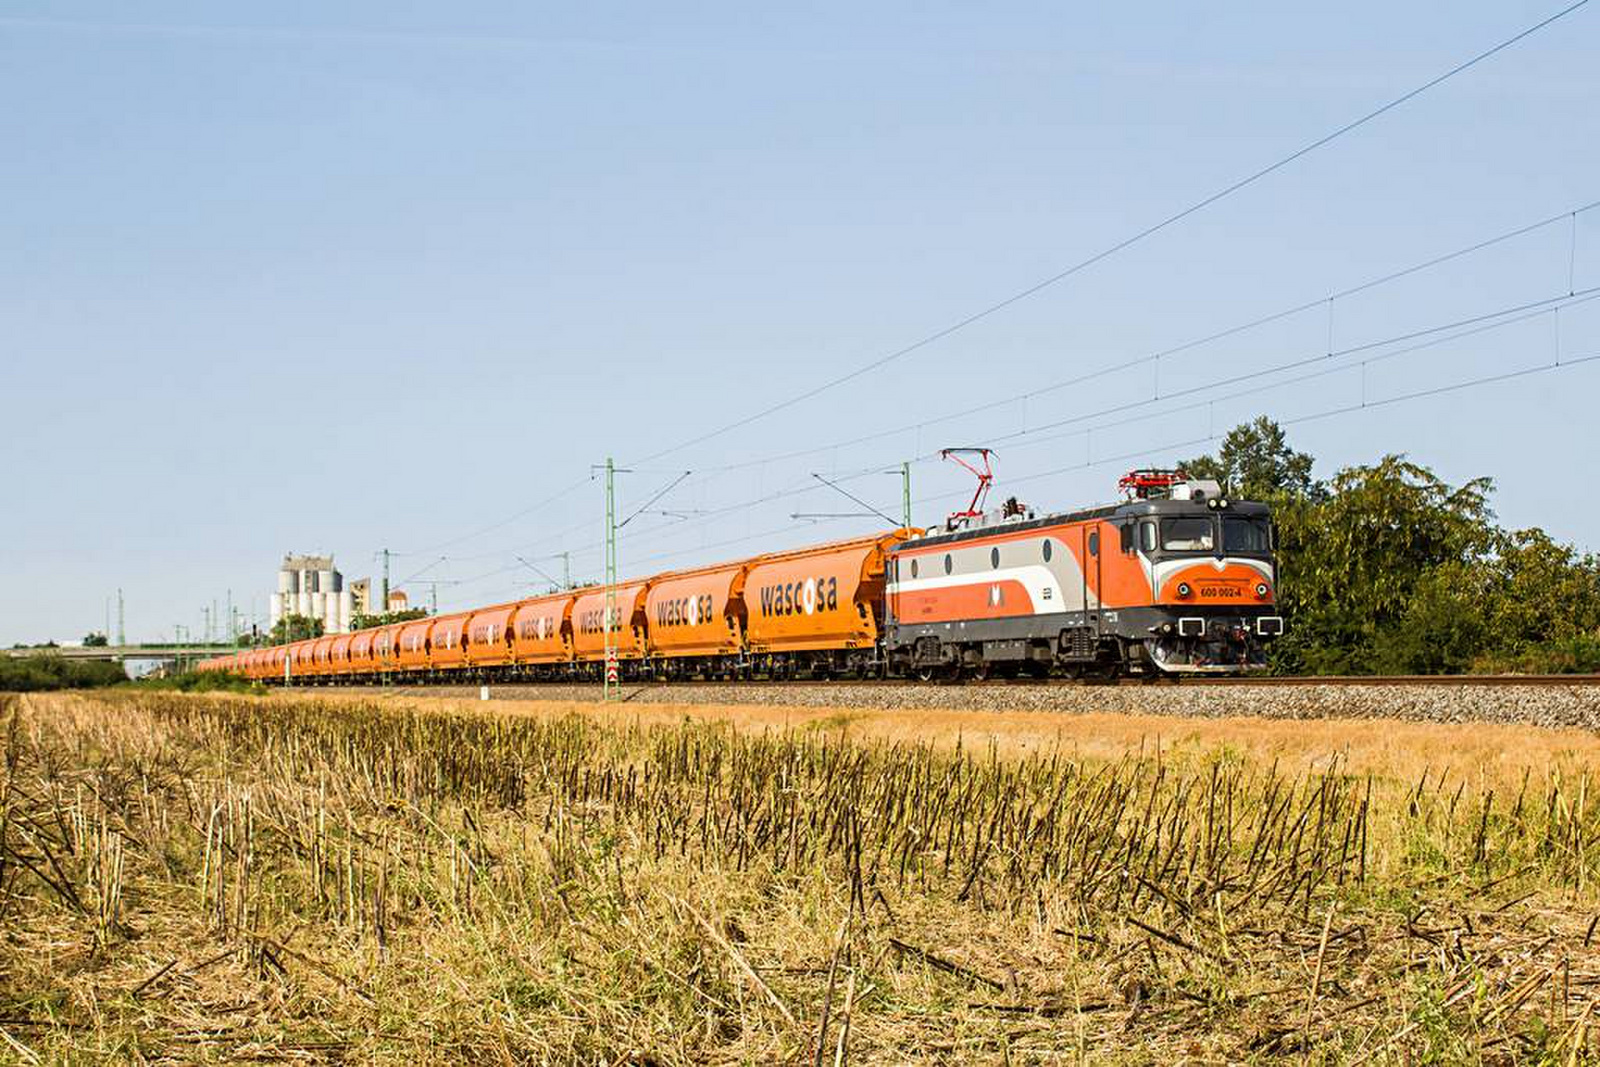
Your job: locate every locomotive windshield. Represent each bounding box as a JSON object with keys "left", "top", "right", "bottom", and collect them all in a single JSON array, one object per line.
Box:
[
  {"left": 1161, "top": 517, "right": 1214, "bottom": 551},
  {"left": 1222, "top": 516, "right": 1271, "bottom": 553}
]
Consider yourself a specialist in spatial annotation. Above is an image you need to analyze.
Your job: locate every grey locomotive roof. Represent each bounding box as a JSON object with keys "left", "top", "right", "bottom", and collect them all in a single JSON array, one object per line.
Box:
[{"left": 898, "top": 498, "right": 1272, "bottom": 551}]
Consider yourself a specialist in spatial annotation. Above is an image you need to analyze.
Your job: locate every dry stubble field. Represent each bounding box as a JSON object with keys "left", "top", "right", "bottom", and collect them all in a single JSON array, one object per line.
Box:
[{"left": 3, "top": 688, "right": 1600, "bottom": 1064}]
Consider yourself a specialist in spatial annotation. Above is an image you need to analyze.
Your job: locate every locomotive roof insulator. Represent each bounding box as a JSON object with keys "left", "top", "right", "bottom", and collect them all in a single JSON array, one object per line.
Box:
[{"left": 1119, "top": 468, "right": 1188, "bottom": 499}]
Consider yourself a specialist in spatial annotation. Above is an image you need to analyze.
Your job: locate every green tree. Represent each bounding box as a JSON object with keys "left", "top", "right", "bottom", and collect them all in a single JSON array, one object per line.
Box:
[
  {"left": 1179, "top": 416, "right": 1322, "bottom": 501},
  {"left": 348, "top": 608, "right": 428, "bottom": 631},
  {"left": 267, "top": 614, "right": 324, "bottom": 644},
  {"left": 1269, "top": 456, "right": 1495, "bottom": 674},
  {"left": 83, "top": 632, "right": 109, "bottom": 647}
]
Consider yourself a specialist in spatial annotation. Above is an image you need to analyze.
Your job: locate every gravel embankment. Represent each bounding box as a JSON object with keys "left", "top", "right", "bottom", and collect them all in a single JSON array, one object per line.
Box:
[{"left": 352, "top": 681, "right": 1600, "bottom": 730}]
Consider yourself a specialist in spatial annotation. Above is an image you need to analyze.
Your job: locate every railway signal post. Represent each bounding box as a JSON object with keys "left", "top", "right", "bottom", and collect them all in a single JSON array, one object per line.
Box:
[
  {"left": 901, "top": 461, "right": 912, "bottom": 532},
  {"left": 600, "top": 456, "right": 621, "bottom": 702}
]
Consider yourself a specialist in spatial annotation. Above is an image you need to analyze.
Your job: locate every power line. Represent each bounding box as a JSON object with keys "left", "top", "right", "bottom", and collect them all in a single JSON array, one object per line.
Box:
[
  {"left": 685, "top": 196, "right": 1599, "bottom": 478},
  {"left": 983, "top": 286, "right": 1600, "bottom": 454},
  {"left": 391, "top": 477, "right": 590, "bottom": 557},
  {"left": 468, "top": 281, "right": 1600, "bottom": 570},
  {"left": 508, "top": 193, "right": 1592, "bottom": 562},
  {"left": 400, "top": 196, "right": 1599, "bottom": 584},
  {"left": 877, "top": 349, "right": 1600, "bottom": 520},
  {"left": 1001, "top": 290, "right": 1600, "bottom": 459},
  {"left": 443, "top": 345, "right": 1600, "bottom": 610},
  {"left": 625, "top": 1, "right": 1591, "bottom": 468}
]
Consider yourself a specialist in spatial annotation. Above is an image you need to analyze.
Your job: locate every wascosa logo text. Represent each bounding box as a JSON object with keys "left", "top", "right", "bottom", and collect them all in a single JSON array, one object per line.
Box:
[
  {"left": 578, "top": 608, "right": 624, "bottom": 635},
  {"left": 757, "top": 576, "right": 839, "bottom": 617},
  {"left": 657, "top": 595, "right": 713, "bottom": 628}
]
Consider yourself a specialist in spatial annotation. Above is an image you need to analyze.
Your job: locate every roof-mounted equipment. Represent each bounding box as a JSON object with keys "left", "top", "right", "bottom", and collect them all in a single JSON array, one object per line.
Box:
[
  {"left": 941, "top": 448, "right": 996, "bottom": 530},
  {"left": 1118, "top": 469, "right": 1188, "bottom": 500}
]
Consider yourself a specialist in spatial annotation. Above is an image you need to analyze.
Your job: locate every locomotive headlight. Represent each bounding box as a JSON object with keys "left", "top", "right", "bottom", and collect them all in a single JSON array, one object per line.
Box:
[
  {"left": 1255, "top": 582, "right": 1270, "bottom": 598},
  {"left": 1177, "top": 582, "right": 1192, "bottom": 598}
]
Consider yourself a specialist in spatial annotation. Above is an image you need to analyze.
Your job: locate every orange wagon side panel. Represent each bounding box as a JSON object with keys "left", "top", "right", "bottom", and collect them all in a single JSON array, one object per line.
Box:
[
  {"left": 348, "top": 631, "right": 376, "bottom": 674},
  {"left": 509, "top": 595, "right": 575, "bottom": 664},
  {"left": 571, "top": 584, "right": 648, "bottom": 661},
  {"left": 397, "top": 621, "right": 432, "bottom": 670},
  {"left": 374, "top": 624, "right": 404, "bottom": 671},
  {"left": 644, "top": 563, "right": 748, "bottom": 658},
  {"left": 429, "top": 614, "right": 470, "bottom": 670},
  {"left": 744, "top": 531, "right": 914, "bottom": 653},
  {"left": 329, "top": 634, "right": 354, "bottom": 675},
  {"left": 466, "top": 604, "right": 518, "bottom": 667}
]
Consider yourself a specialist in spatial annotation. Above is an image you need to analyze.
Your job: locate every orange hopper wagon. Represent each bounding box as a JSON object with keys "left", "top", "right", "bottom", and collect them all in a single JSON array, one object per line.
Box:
[
  {"left": 465, "top": 603, "right": 519, "bottom": 669},
  {"left": 428, "top": 614, "right": 470, "bottom": 673},
  {"left": 571, "top": 583, "right": 648, "bottom": 667},
  {"left": 742, "top": 530, "right": 916, "bottom": 674},
  {"left": 396, "top": 620, "right": 432, "bottom": 672},
  {"left": 509, "top": 593, "right": 576, "bottom": 668},
  {"left": 643, "top": 561, "right": 749, "bottom": 674}
]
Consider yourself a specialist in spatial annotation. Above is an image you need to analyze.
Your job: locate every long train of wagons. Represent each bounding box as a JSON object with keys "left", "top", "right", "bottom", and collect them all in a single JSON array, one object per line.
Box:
[{"left": 201, "top": 468, "right": 1284, "bottom": 683}]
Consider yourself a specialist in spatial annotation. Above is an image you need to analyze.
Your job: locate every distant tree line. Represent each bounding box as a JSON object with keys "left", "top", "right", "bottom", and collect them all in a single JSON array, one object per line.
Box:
[
  {"left": 1181, "top": 417, "right": 1600, "bottom": 674},
  {"left": 0, "top": 655, "right": 128, "bottom": 692},
  {"left": 348, "top": 608, "right": 429, "bottom": 631},
  {"left": 225, "top": 609, "right": 432, "bottom": 649}
]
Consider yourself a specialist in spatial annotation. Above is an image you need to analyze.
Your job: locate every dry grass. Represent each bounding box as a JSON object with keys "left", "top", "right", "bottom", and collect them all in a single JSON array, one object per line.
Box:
[
  {"left": 2, "top": 689, "right": 1599, "bottom": 1063},
  {"left": 314, "top": 688, "right": 1600, "bottom": 791}
]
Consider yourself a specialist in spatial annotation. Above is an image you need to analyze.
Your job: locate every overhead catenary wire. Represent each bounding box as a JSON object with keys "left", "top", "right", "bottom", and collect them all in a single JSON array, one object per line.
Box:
[
  {"left": 624, "top": 0, "right": 1592, "bottom": 469},
  {"left": 392, "top": 476, "right": 591, "bottom": 557},
  {"left": 427, "top": 196, "right": 1597, "bottom": 579},
  {"left": 436, "top": 280, "right": 1600, "bottom": 575},
  {"left": 383, "top": 190, "right": 1597, "bottom": 574},
  {"left": 684, "top": 196, "right": 1600, "bottom": 477},
  {"left": 438, "top": 193, "right": 1588, "bottom": 570},
  {"left": 447, "top": 344, "right": 1600, "bottom": 612}
]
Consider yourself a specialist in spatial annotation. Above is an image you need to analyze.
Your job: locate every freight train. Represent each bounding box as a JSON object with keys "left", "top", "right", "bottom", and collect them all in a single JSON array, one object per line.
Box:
[{"left": 200, "top": 468, "right": 1283, "bottom": 684}]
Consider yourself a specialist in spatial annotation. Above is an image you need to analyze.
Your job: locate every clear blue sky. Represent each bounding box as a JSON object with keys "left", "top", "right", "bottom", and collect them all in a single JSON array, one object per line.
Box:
[{"left": 4, "top": 1, "right": 1597, "bottom": 645}]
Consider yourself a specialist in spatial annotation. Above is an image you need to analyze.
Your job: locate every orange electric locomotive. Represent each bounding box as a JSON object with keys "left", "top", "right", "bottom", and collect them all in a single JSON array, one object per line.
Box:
[
  {"left": 883, "top": 464, "right": 1282, "bottom": 678},
  {"left": 197, "top": 466, "right": 1283, "bottom": 683}
]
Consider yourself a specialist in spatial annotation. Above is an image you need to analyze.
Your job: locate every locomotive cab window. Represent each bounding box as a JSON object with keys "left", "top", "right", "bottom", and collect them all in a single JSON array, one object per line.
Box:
[
  {"left": 1161, "top": 517, "right": 1214, "bottom": 552},
  {"left": 1139, "top": 521, "right": 1157, "bottom": 553},
  {"left": 1222, "top": 517, "right": 1270, "bottom": 553},
  {"left": 1088, "top": 531, "right": 1099, "bottom": 556}
]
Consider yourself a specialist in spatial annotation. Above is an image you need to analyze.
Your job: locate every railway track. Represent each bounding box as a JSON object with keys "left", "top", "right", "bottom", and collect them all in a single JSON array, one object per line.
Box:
[
  {"left": 281, "top": 673, "right": 1600, "bottom": 731},
  {"left": 289, "top": 672, "right": 1600, "bottom": 690}
]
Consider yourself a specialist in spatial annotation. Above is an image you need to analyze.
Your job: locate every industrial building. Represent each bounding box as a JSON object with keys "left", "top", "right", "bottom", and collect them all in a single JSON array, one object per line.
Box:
[{"left": 269, "top": 555, "right": 373, "bottom": 634}]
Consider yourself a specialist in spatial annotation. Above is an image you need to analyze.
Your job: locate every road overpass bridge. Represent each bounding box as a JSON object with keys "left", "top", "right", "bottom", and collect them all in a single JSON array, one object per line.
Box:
[{"left": 3, "top": 645, "right": 241, "bottom": 664}]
